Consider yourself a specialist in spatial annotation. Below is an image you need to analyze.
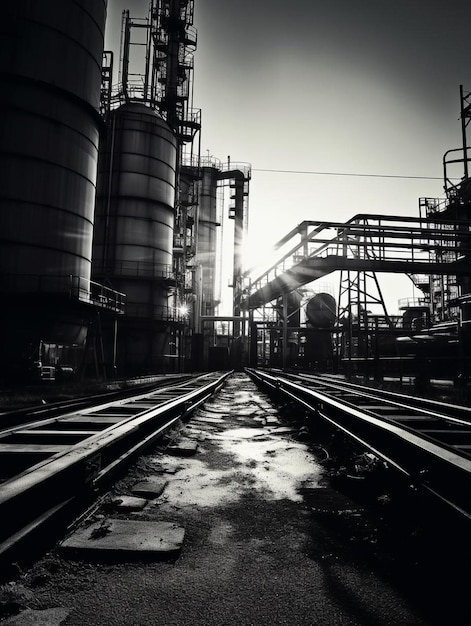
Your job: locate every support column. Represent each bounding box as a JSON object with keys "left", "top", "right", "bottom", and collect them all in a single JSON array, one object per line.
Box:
[{"left": 282, "top": 294, "right": 288, "bottom": 370}]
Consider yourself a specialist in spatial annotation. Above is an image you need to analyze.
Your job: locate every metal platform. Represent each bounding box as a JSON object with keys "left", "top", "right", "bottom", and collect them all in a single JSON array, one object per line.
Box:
[{"left": 244, "top": 214, "right": 471, "bottom": 308}]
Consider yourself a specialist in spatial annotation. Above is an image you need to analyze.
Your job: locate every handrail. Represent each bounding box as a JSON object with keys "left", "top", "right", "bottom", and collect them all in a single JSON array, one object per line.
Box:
[
  {"left": 0, "top": 274, "right": 126, "bottom": 314},
  {"left": 93, "top": 260, "right": 175, "bottom": 281},
  {"left": 443, "top": 146, "right": 471, "bottom": 195},
  {"left": 246, "top": 214, "right": 471, "bottom": 297}
]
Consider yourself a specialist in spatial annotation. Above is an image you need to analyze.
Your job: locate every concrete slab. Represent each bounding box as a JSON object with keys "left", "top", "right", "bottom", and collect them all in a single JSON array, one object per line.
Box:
[
  {"left": 2, "top": 608, "right": 71, "bottom": 625},
  {"left": 131, "top": 478, "right": 168, "bottom": 498},
  {"left": 166, "top": 440, "right": 198, "bottom": 456},
  {"left": 111, "top": 496, "right": 148, "bottom": 511},
  {"left": 61, "top": 520, "right": 184, "bottom": 559}
]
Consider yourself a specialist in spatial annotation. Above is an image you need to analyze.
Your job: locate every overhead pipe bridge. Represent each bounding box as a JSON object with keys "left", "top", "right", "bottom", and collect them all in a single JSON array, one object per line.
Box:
[{"left": 243, "top": 214, "right": 471, "bottom": 309}]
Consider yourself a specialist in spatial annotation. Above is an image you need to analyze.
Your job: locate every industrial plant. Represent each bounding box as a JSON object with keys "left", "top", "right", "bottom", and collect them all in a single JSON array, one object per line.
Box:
[
  {"left": 1, "top": 0, "right": 471, "bottom": 395},
  {"left": 0, "top": 0, "right": 251, "bottom": 382},
  {"left": 0, "top": 7, "right": 470, "bottom": 619}
]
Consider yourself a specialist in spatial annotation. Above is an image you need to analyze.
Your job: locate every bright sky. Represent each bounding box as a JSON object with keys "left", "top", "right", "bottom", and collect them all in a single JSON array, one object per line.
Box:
[{"left": 105, "top": 0, "right": 471, "bottom": 314}]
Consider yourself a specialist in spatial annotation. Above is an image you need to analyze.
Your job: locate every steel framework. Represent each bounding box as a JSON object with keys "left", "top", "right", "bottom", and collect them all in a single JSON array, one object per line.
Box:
[{"left": 242, "top": 211, "right": 471, "bottom": 372}]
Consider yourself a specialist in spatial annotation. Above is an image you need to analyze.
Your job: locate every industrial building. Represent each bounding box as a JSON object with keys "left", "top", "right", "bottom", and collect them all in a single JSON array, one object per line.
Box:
[{"left": 1, "top": 1, "right": 471, "bottom": 393}]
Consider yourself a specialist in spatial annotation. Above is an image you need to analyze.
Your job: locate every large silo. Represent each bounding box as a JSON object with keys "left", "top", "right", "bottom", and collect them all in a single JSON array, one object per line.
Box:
[
  {"left": 0, "top": 1, "right": 109, "bottom": 380},
  {"left": 93, "top": 103, "right": 178, "bottom": 374}
]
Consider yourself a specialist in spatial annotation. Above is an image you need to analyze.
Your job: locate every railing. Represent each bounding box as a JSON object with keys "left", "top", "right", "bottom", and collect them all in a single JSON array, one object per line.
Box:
[
  {"left": 124, "top": 302, "right": 187, "bottom": 322},
  {"left": 94, "top": 261, "right": 175, "bottom": 281},
  {"left": 0, "top": 274, "right": 126, "bottom": 314},
  {"left": 184, "top": 24, "right": 197, "bottom": 47},
  {"left": 246, "top": 214, "right": 471, "bottom": 298},
  {"left": 173, "top": 236, "right": 196, "bottom": 260},
  {"left": 220, "top": 161, "right": 252, "bottom": 180},
  {"left": 86, "top": 280, "right": 126, "bottom": 313},
  {"left": 408, "top": 273, "right": 430, "bottom": 287},
  {"left": 198, "top": 155, "right": 222, "bottom": 169},
  {"left": 419, "top": 196, "right": 448, "bottom": 218},
  {"left": 443, "top": 146, "right": 471, "bottom": 196},
  {"left": 181, "top": 154, "right": 202, "bottom": 169},
  {"left": 397, "top": 297, "right": 430, "bottom": 310},
  {"left": 179, "top": 157, "right": 252, "bottom": 180}
]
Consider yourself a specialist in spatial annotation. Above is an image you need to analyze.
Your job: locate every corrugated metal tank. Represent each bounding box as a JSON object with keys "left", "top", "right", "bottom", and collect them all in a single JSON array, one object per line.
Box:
[
  {"left": 0, "top": 1, "right": 107, "bottom": 378},
  {"left": 92, "top": 103, "right": 177, "bottom": 373},
  {"left": 0, "top": 0, "right": 107, "bottom": 290}
]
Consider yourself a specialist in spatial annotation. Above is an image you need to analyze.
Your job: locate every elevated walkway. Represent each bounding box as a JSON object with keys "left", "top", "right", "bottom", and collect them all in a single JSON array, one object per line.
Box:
[{"left": 244, "top": 213, "right": 471, "bottom": 308}]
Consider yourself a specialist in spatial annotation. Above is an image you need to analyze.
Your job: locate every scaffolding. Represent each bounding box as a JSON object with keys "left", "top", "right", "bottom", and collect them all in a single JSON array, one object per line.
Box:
[{"left": 103, "top": 1, "right": 201, "bottom": 144}]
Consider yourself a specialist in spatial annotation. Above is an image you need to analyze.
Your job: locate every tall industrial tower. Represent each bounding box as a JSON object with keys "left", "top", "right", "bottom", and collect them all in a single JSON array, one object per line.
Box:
[
  {"left": 93, "top": 0, "right": 201, "bottom": 375},
  {"left": 95, "top": 1, "right": 252, "bottom": 374}
]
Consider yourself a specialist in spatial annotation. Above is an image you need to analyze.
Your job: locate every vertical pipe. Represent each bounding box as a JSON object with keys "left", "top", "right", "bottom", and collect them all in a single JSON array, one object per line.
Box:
[
  {"left": 121, "top": 11, "right": 131, "bottom": 99},
  {"left": 282, "top": 294, "right": 288, "bottom": 369},
  {"left": 112, "top": 317, "right": 118, "bottom": 376},
  {"left": 143, "top": 6, "right": 152, "bottom": 101},
  {"left": 232, "top": 176, "right": 245, "bottom": 318},
  {"left": 460, "top": 85, "right": 469, "bottom": 180}
]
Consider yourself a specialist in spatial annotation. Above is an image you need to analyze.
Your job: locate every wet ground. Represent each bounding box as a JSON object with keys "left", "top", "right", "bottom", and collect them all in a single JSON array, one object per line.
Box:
[{"left": 0, "top": 373, "right": 469, "bottom": 625}]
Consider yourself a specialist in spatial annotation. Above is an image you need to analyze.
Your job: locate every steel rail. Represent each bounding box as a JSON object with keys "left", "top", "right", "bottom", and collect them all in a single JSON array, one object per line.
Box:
[
  {"left": 284, "top": 372, "right": 471, "bottom": 425},
  {"left": 0, "top": 371, "right": 231, "bottom": 562},
  {"left": 0, "top": 373, "right": 195, "bottom": 428},
  {"left": 246, "top": 368, "right": 471, "bottom": 520}
]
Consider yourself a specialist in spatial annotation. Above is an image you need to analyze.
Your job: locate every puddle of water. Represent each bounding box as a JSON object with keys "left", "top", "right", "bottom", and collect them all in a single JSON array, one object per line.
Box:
[
  {"left": 153, "top": 426, "right": 322, "bottom": 509},
  {"left": 153, "top": 457, "right": 239, "bottom": 507},
  {"left": 219, "top": 431, "right": 322, "bottom": 502},
  {"left": 215, "top": 427, "right": 266, "bottom": 439},
  {"left": 152, "top": 376, "right": 322, "bottom": 509}
]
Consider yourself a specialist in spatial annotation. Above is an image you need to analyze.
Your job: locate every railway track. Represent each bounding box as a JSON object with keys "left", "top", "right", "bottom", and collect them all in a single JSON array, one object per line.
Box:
[
  {"left": 246, "top": 368, "right": 471, "bottom": 521},
  {"left": 0, "top": 371, "right": 230, "bottom": 565},
  {"left": 0, "top": 373, "right": 195, "bottom": 428}
]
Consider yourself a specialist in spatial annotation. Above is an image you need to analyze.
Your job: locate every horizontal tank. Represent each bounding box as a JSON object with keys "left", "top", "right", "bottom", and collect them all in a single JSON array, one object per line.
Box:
[{"left": 306, "top": 293, "right": 337, "bottom": 328}]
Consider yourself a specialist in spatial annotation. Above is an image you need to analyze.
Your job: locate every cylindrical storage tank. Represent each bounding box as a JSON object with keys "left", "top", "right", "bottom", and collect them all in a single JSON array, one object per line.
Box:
[
  {"left": 93, "top": 103, "right": 177, "bottom": 312},
  {"left": 0, "top": 1, "right": 107, "bottom": 379},
  {"left": 92, "top": 103, "right": 177, "bottom": 374},
  {"left": 196, "top": 167, "right": 220, "bottom": 316},
  {"left": 0, "top": 0, "right": 107, "bottom": 291}
]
